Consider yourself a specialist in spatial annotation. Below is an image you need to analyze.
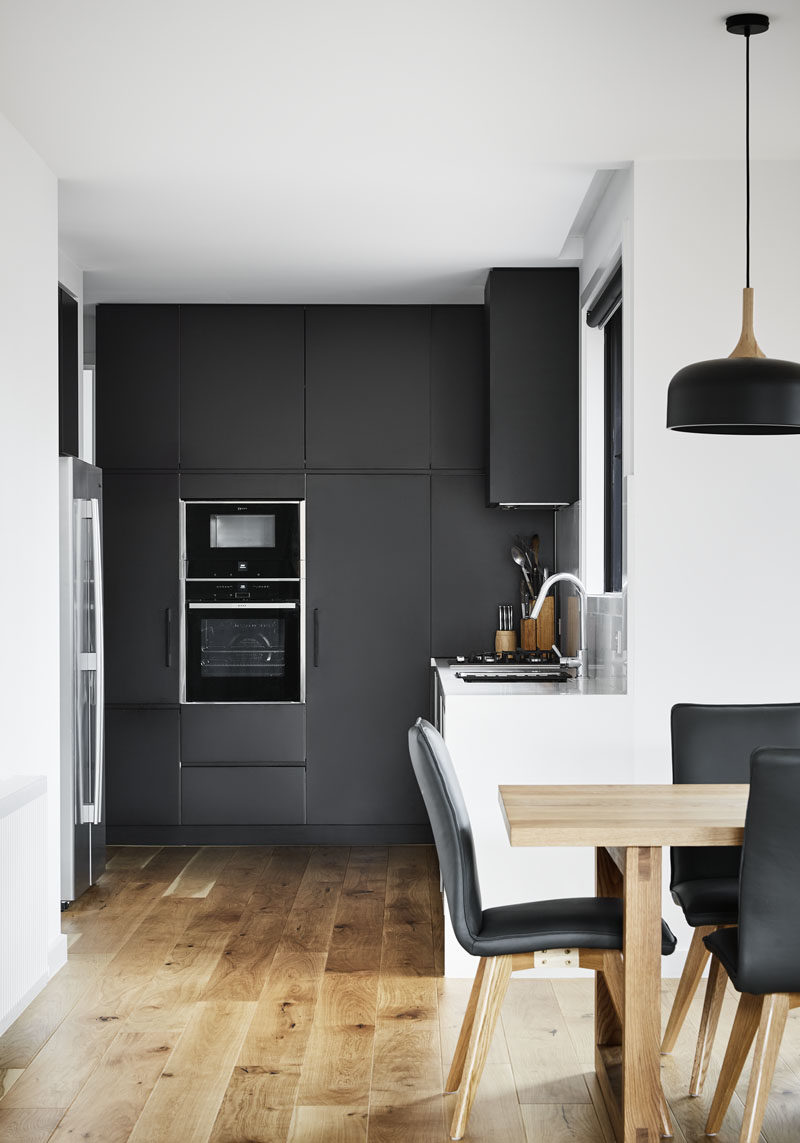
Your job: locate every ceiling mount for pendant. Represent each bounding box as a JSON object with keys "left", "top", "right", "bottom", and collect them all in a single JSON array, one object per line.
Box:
[{"left": 666, "top": 12, "right": 800, "bottom": 435}]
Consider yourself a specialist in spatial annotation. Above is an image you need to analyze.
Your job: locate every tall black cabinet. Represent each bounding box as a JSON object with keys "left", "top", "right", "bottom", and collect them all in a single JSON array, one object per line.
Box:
[{"left": 306, "top": 475, "right": 430, "bottom": 828}]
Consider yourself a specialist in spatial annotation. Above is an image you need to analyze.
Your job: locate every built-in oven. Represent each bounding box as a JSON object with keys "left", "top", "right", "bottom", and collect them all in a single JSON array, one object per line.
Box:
[{"left": 180, "top": 500, "right": 304, "bottom": 704}]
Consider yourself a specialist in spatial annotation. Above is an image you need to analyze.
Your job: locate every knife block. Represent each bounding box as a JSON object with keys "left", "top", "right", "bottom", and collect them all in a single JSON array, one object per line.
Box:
[{"left": 519, "top": 597, "right": 556, "bottom": 652}]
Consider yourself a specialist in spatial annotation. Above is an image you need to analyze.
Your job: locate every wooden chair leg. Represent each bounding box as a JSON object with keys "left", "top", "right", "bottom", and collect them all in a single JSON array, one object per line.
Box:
[
  {"left": 738, "top": 993, "right": 790, "bottom": 1143},
  {"left": 690, "top": 954, "right": 728, "bottom": 1096},
  {"left": 445, "top": 957, "right": 487, "bottom": 1093},
  {"left": 661, "top": 925, "right": 715, "bottom": 1053},
  {"left": 705, "top": 992, "right": 764, "bottom": 1135},
  {"left": 449, "top": 954, "right": 512, "bottom": 1141}
]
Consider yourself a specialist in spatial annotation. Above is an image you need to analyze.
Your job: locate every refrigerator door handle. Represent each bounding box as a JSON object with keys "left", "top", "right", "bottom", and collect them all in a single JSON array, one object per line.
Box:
[{"left": 89, "top": 499, "right": 104, "bottom": 826}]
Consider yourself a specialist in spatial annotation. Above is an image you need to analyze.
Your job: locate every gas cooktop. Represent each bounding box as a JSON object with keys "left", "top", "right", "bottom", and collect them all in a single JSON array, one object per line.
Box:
[{"left": 447, "top": 649, "right": 559, "bottom": 667}]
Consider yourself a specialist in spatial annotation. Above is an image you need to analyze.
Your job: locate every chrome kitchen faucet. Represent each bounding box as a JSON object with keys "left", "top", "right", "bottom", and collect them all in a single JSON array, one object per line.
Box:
[{"left": 530, "top": 572, "right": 588, "bottom": 677}]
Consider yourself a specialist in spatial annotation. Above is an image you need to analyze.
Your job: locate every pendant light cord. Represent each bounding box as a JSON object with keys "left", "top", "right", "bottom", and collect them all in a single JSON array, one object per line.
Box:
[{"left": 745, "top": 27, "right": 751, "bottom": 288}]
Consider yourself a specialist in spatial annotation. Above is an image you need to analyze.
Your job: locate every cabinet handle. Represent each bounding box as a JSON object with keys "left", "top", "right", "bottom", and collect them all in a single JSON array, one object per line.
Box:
[
  {"left": 313, "top": 608, "right": 319, "bottom": 667},
  {"left": 165, "top": 608, "right": 173, "bottom": 668}
]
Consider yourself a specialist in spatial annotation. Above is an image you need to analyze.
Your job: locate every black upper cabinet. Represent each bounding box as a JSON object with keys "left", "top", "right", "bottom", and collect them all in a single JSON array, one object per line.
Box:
[
  {"left": 430, "top": 305, "right": 486, "bottom": 470},
  {"left": 103, "top": 474, "right": 180, "bottom": 704},
  {"left": 306, "top": 306, "right": 430, "bottom": 469},
  {"left": 96, "top": 305, "right": 180, "bottom": 470},
  {"left": 305, "top": 474, "right": 430, "bottom": 825},
  {"left": 486, "top": 269, "right": 579, "bottom": 506},
  {"left": 58, "top": 286, "right": 79, "bottom": 458},
  {"left": 180, "top": 306, "right": 304, "bottom": 470}
]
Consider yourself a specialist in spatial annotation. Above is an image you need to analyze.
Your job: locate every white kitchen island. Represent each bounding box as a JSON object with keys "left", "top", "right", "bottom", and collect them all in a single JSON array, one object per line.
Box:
[{"left": 432, "top": 659, "right": 631, "bottom": 977}]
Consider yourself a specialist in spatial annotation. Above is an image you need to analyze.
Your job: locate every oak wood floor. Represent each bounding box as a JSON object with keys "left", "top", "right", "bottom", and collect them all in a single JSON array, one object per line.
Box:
[{"left": 2, "top": 845, "right": 800, "bottom": 1141}]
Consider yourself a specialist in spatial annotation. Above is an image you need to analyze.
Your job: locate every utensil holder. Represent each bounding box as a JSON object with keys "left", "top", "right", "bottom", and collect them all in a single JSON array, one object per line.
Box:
[
  {"left": 535, "top": 596, "right": 555, "bottom": 651},
  {"left": 520, "top": 617, "right": 537, "bottom": 650},
  {"left": 495, "top": 629, "right": 517, "bottom": 653}
]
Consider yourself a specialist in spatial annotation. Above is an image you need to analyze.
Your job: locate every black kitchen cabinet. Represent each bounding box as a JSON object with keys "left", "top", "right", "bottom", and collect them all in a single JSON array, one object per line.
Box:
[
  {"left": 96, "top": 305, "right": 179, "bottom": 470},
  {"left": 430, "top": 475, "right": 554, "bottom": 656},
  {"left": 180, "top": 306, "right": 305, "bottom": 470},
  {"left": 103, "top": 474, "right": 180, "bottom": 704},
  {"left": 305, "top": 307, "right": 430, "bottom": 469},
  {"left": 431, "top": 305, "right": 486, "bottom": 470},
  {"left": 486, "top": 269, "right": 579, "bottom": 506},
  {"left": 181, "top": 765, "right": 305, "bottom": 825},
  {"left": 181, "top": 705, "right": 305, "bottom": 764},
  {"left": 58, "top": 286, "right": 79, "bottom": 458},
  {"left": 105, "top": 708, "right": 179, "bottom": 827},
  {"left": 305, "top": 474, "right": 430, "bottom": 825}
]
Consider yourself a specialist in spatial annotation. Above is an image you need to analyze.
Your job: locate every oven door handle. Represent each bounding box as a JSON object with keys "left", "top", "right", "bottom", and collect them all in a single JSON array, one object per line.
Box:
[{"left": 186, "top": 602, "right": 299, "bottom": 610}]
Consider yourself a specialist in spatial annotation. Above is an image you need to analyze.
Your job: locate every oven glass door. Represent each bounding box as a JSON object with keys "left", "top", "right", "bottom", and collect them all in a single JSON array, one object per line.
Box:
[{"left": 185, "top": 603, "right": 301, "bottom": 702}]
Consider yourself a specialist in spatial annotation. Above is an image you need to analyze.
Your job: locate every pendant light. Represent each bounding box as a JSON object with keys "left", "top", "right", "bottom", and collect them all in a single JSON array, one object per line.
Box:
[{"left": 666, "top": 13, "right": 800, "bottom": 434}]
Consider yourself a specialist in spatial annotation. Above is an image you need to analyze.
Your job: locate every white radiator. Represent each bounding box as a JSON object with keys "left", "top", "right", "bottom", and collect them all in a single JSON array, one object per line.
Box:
[{"left": 0, "top": 776, "right": 49, "bottom": 1037}]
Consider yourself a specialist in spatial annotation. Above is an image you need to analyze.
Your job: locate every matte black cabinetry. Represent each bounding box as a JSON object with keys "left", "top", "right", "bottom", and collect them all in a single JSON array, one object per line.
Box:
[
  {"left": 180, "top": 306, "right": 305, "bottom": 470},
  {"left": 305, "top": 307, "right": 430, "bottom": 469},
  {"left": 96, "top": 305, "right": 180, "bottom": 470},
  {"left": 306, "top": 475, "right": 430, "bottom": 825},
  {"left": 103, "top": 474, "right": 180, "bottom": 704},
  {"left": 431, "top": 305, "right": 485, "bottom": 470},
  {"left": 486, "top": 269, "right": 579, "bottom": 506},
  {"left": 181, "top": 766, "right": 305, "bottom": 826},
  {"left": 105, "top": 708, "right": 180, "bottom": 826},
  {"left": 58, "top": 286, "right": 79, "bottom": 458}
]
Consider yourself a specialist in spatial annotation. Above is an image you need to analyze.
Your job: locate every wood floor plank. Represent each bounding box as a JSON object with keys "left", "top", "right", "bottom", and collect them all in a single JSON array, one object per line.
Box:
[
  {"left": 288, "top": 1104, "right": 368, "bottom": 1141},
  {"left": 128, "top": 1000, "right": 255, "bottom": 1143},
  {"left": 104, "top": 845, "right": 162, "bottom": 870},
  {"left": 443, "top": 1063, "right": 527, "bottom": 1142},
  {"left": 0, "top": 1107, "right": 65, "bottom": 1142},
  {"left": 0, "top": 1068, "right": 23, "bottom": 1098},
  {"left": 502, "top": 978, "right": 592, "bottom": 1105},
  {"left": 162, "top": 846, "right": 235, "bottom": 898},
  {"left": 0, "top": 955, "right": 107, "bottom": 1068},
  {"left": 207, "top": 847, "right": 350, "bottom": 1143},
  {"left": 521, "top": 1101, "right": 608, "bottom": 1141}
]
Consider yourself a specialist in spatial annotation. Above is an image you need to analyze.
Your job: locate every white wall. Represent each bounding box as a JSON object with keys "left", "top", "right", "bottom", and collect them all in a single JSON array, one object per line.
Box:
[
  {"left": 630, "top": 159, "right": 800, "bottom": 943},
  {"left": 0, "top": 113, "right": 66, "bottom": 982}
]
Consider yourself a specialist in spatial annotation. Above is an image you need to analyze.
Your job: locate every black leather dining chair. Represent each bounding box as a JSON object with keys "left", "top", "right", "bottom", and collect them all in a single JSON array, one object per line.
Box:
[
  {"left": 703, "top": 748, "right": 800, "bottom": 1142},
  {"left": 662, "top": 703, "right": 800, "bottom": 1096},
  {"left": 408, "top": 717, "right": 677, "bottom": 1141}
]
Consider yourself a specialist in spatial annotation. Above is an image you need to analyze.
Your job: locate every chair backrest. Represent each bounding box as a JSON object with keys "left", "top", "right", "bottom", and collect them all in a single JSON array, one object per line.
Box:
[
  {"left": 407, "top": 718, "right": 482, "bottom": 951},
  {"left": 670, "top": 703, "right": 800, "bottom": 887},
  {"left": 737, "top": 748, "right": 800, "bottom": 994}
]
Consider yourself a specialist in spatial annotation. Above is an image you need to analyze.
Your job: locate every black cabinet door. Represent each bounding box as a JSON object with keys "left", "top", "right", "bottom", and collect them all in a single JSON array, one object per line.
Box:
[
  {"left": 106, "top": 708, "right": 179, "bottom": 827},
  {"left": 306, "top": 475, "right": 430, "bottom": 825},
  {"left": 431, "top": 475, "right": 555, "bottom": 657},
  {"left": 96, "top": 305, "right": 179, "bottom": 469},
  {"left": 306, "top": 307, "right": 430, "bottom": 469},
  {"left": 103, "top": 474, "right": 179, "bottom": 704},
  {"left": 430, "top": 305, "right": 486, "bottom": 470},
  {"left": 486, "top": 269, "right": 579, "bottom": 506},
  {"left": 58, "top": 286, "right": 79, "bottom": 458},
  {"left": 180, "top": 305, "right": 305, "bottom": 470}
]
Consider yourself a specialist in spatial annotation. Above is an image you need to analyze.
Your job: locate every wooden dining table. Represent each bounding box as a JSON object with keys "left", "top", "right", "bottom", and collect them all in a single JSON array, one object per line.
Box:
[{"left": 498, "top": 783, "right": 750, "bottom": 1143}]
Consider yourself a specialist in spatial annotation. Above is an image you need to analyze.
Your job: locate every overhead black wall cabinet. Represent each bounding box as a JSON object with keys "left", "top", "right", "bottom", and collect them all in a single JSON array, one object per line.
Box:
[
  {"left": 58, "top": 286, "right": 79, "bottom": 458},
  {"left": 486, "top": 268, "right": 579, "bottom": 507}
]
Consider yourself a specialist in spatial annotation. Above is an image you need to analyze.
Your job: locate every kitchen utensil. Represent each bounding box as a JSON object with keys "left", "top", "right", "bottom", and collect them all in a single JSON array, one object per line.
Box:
[{"left": 511, "top": 546, "right": 535, "bottom": 596}]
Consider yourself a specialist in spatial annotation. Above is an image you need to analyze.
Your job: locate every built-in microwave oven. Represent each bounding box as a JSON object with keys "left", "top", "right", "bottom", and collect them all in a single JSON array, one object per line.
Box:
[{"left": 183, "top": 500, "right": 301, "bottom": 579}]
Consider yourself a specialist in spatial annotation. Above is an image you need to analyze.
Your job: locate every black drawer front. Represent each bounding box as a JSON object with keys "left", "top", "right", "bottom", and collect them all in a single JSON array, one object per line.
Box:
[
  {"left": 181, "top": 765, "right": 305, "bottom": 825},
  {"left": 180, "top": 703, "right": 305, "bottom": 763}
]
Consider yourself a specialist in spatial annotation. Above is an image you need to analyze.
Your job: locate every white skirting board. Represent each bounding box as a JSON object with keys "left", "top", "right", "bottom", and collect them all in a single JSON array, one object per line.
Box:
[{"left": 0, "top": 776, "right": 49, "bottom": 1037}]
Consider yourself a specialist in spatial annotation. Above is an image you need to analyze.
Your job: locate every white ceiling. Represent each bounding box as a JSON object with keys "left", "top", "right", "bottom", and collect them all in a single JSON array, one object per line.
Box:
[{"left": 1, "top": 0, "right": 799, "bottom": 303}]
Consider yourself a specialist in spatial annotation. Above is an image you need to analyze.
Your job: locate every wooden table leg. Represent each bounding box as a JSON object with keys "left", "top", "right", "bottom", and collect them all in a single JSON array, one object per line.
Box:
[
  {"left": 595, "top": 847, "right": 624, "bottom": 1142},
  {"left": 621, "top": 845, "right": 663, "bottom": 1143}
]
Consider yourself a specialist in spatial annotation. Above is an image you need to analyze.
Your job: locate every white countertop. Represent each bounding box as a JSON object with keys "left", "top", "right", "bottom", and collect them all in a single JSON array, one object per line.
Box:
[{"left": 433, "top": 658, "right": 626, "bottom": 698}]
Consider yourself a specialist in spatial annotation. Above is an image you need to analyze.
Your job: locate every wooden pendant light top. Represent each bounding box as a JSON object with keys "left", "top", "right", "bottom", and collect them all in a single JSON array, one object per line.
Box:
[{"left": 729, "top": 287, "right": 766, "bottom": 359}]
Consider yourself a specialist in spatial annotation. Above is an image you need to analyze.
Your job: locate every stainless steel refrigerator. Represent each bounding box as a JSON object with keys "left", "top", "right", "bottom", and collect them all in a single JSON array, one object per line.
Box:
[{"left": 59, "top": 456, "right": 106, "bottom": 904}]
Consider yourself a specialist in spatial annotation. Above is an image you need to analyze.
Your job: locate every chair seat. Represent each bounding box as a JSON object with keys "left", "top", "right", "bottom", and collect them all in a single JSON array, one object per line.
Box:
[
  {"left": 469, "top": 896, "right": 677, "bottom": 958},
  {"left": 671, "top": 877, "right": 739, "bottom": 927}
]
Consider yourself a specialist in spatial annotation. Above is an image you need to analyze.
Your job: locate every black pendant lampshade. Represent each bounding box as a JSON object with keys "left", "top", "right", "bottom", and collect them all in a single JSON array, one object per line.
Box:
[{"left": 666, "top": 14, "right": 800, "bottom": 434}]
